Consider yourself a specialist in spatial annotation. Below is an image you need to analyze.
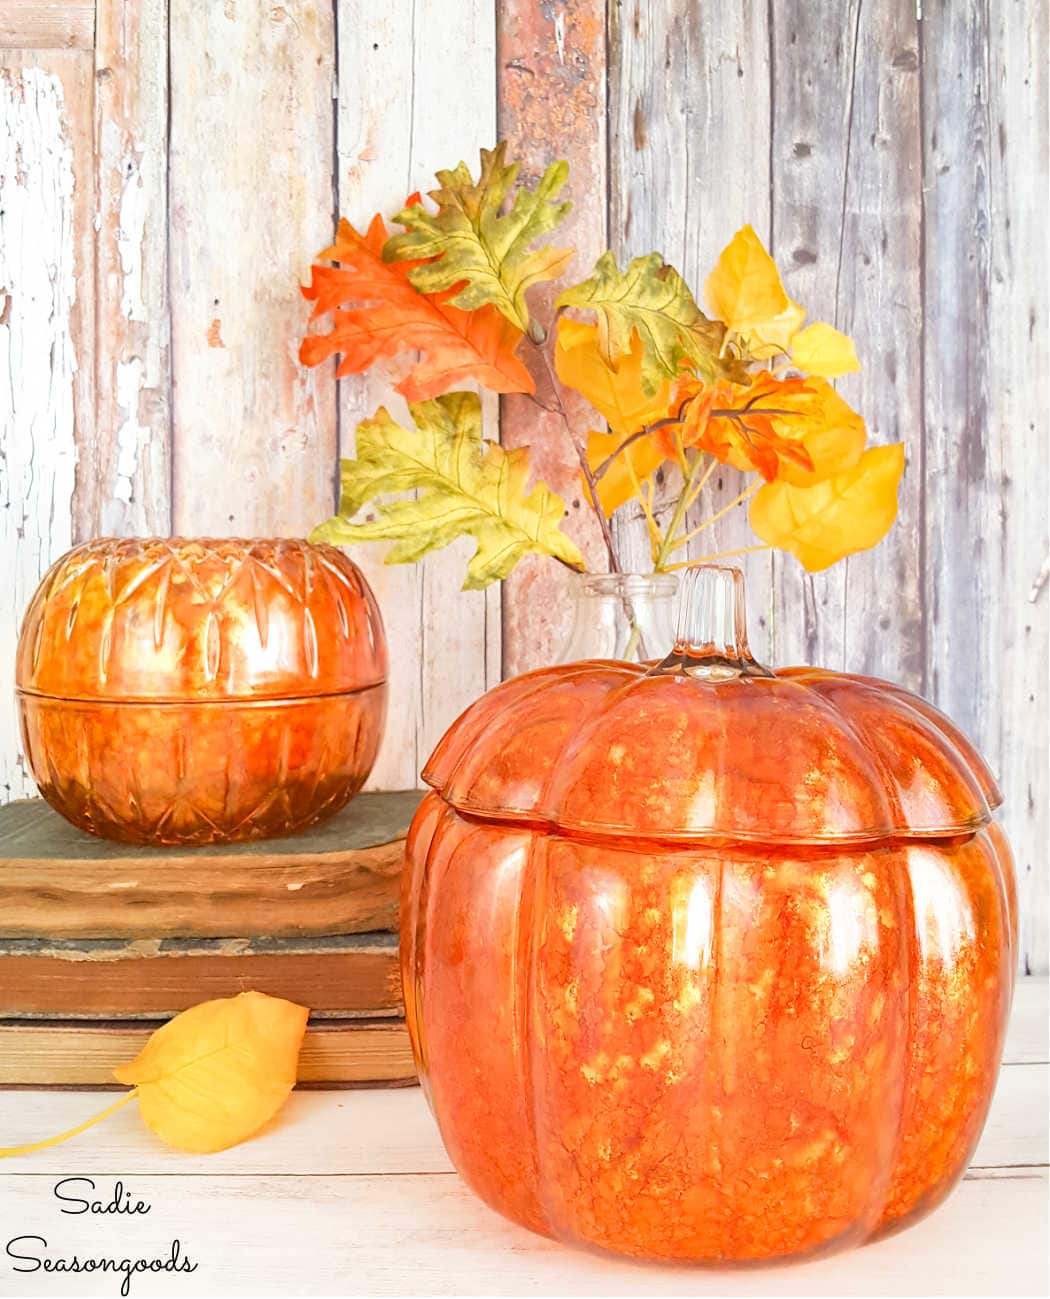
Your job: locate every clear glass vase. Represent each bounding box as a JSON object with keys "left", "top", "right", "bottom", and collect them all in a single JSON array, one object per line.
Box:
[{"left": 558, "top": 572, "right": 679, "bottom": 664}]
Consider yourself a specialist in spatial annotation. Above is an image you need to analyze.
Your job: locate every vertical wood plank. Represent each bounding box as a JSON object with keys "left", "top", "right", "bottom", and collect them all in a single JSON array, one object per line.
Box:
[
  {"left": 767, "top": 1, "right": 856, "bottom": 671},
  {"left": 86, "top": 0, "right": 171, "bottom": 538},
  {"left": 607, "top": 1, "right": 775, "bottom": 655},
  {"left": 832, "top": 8, "right": 923, "bottom": 689},
  {"left": 168, "top": 0, "right": 336, "bottom": 536},
  {"left": 987, "top": 0, "right": 1049, "bottom": 974},
  {"left": 920, "top": 0, "right": 1005, "bottom": 952},
  {"left": 498, "top": 0, "right": 608, "bottom": 676},
  {"left": 770, "top": 3, "right": 923, "bottom": 683},
  {"left": 335, "top": 0, "right": 499, "bottom": 787},
  {"left": 0, "top": 52, "right": 93, "bottom": 801}
]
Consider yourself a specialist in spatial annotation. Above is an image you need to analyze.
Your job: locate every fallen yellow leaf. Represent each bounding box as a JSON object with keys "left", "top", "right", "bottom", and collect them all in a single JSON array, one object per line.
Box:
[
  {"left": 113, "top": 991, "right": 309, "bottom": 1153},
  {"left": 555, "top": 319, "right": 673, "bottom": 434},
  {"left": 791, "top": 321, "right": 861, "bottom": 378},
  {"left": 705, "top": 225, "right": 789, "bottom": 338},
  {"left": 749, "top": 443, "right": 905, "bottom": 570}
]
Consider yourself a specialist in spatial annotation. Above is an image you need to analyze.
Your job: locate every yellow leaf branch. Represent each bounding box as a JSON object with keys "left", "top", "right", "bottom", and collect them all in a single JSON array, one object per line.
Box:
[
  {"left": 666, "top": 481, "right": 762, "bottom": 557},
  {"left": 660, "top": 543, "right": 771, "bottom": 573}
]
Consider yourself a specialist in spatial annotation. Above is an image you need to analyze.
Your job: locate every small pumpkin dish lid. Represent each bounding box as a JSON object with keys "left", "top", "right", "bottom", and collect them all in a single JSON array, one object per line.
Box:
[
  {"left": 16, "top": 538, "right": 387, "bottom": 703},
  {"left": 424, "top": 566, "right": 1001, "bottom": 845}
]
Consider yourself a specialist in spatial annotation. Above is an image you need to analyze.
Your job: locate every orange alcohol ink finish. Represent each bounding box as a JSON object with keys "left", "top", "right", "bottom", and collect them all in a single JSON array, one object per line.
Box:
[
  {"left": 401, "top": 566, "right": 1015, "bottom": 1263},
  {"left": 16, "top": 538, "right": 388, "bottom": 845}
]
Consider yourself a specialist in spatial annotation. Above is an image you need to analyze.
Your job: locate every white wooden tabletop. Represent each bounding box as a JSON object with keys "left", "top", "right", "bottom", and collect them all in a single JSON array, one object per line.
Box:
[{"left": 1, "top": 979, "right": 1046, "bottom": 1298}]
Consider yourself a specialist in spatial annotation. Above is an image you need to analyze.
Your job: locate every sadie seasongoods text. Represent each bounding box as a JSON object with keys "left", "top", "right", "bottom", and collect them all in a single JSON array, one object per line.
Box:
[{"left": 4, "top": 1178, "right": 199, "bottom": 1295}]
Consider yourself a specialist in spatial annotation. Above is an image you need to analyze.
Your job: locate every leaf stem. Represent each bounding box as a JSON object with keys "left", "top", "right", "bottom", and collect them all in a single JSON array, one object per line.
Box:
[
  {"left": 661, "top": 543, "right": 771, "bottom": 572},
  {"left": 681, "top": 454, "right": 719, "bottom": 516},
  {"left": 589, "top": 398, "right": 793, "bottom": 484},
  {"left": 624, "top": 453, "right": 661, "bottom": 562},
  {"left": 0, "top": 1089, "right": 138, "bottom": 1158},
  {"left": 654, "top": 451, "right": 708, "bottom": 571},
  {"left": 528, "top": 334, "right": 622, "bottom": 575},
  {"left": 668, "top": 481, "right": 761, "bottom": 555}
]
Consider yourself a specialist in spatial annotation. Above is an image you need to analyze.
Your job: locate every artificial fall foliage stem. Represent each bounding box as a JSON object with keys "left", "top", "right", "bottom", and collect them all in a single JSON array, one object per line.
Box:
[{"left": 300, "top": 144, "right": 906, "bottom": 586}]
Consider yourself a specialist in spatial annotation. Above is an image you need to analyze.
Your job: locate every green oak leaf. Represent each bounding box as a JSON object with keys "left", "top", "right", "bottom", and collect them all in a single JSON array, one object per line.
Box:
[
  {"left": 556, "top": 251, "right": 731, "bottom": 393},
  {"left": 382, "top": 143, "right": 573, "bottom": 333},
  {"left": 310, "top": 392, "right": 584, "bottom": 590}
]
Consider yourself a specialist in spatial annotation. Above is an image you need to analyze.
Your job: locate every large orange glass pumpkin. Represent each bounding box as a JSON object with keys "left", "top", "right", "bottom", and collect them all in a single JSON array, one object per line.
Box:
[
  {"left": 401, "top": 566, "right": 1015, "bottom": 1264},
  {"left": 16, "top": 538, "right": 387, "bottom": 845}
]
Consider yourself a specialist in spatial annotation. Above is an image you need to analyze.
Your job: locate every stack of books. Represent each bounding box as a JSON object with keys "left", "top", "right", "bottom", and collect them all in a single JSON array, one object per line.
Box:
[{"left": 0, "top": 791, "right": 423, "bottom": 1086}]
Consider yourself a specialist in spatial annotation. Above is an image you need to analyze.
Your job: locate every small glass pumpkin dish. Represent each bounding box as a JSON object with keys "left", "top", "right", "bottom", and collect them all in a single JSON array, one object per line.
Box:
[
  {"left": 15, "top": 537, "right": 388, "bottom": 845},
  {"left": 402, "top": 564, "right": 1016, "bottom": 1265}
]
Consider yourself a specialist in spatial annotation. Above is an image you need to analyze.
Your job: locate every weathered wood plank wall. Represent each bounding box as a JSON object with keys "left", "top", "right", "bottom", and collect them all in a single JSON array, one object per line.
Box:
[{"left": 0, "top": 0, "right": 1046, "bottom": 970}]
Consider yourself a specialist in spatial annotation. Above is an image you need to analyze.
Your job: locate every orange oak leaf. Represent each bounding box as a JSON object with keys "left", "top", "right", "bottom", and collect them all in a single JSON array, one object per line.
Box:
[{"left": 300, "top": 212, "right": 535, "bottom": 400}]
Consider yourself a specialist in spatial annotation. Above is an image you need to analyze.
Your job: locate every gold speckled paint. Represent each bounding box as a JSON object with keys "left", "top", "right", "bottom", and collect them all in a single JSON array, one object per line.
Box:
[{"left": 401, "top": 572, "right": 1015, "bottom": 1264}]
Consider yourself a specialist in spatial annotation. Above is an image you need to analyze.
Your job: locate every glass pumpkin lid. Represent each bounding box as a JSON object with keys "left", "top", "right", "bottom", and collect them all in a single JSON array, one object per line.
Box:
[
  {"left": 15, "top": 538, "right": 388, "bottom": 703},
  {"left": 423, "top": 566, "right": 1002, "bottom": 845}
]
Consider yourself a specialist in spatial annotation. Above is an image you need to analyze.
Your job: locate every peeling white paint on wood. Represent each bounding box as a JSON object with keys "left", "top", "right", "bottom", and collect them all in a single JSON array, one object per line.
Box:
[
  {"left": 113, "top": 355, "right": 147, "bottom": 503},
  {"left": 0, "top": 59, "right": 80, "bottom": 800},
  {"left": 90, "top": 0, "right": 170, "bottom": 538}
]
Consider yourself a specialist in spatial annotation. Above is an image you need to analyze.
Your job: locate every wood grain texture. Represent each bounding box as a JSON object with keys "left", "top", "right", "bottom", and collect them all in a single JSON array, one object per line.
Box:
[
  {"left": 498, "top": 0, "right": 608, "bottom": 675},
  {"left": 0, "top": 792, "right": 419, "bottom": 938},
  {"left": 769, "top": 3, "right": 924, "bottom": 682},
  {"left": 921, "top": 0, "right": 1049, "bottom": 977},
  {"left": 0, "top": 1016, "right": 414, "bottom": 1084},
  {"left": 0, "top": 1, "right": 93, "bottom": 49},
  {"left": 86, "top": 0, "right": 171, "bottom": 536},
  {"left": 334, "top": 0, "right": 500, "bottom": 788},
  {"left": 0, "top": 52, "right": 93, "bottom": 805},
  {"left": 168, "top": 0, "right": 336, "bottom": 537},
  {"left": 986, "top": 0, "right": 1049, "bottom": 975}
]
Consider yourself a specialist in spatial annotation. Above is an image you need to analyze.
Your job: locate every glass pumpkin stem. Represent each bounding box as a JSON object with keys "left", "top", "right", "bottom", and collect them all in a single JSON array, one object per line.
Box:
[{"left": 654, "top": 564, "right": 775, "bottom": 679}]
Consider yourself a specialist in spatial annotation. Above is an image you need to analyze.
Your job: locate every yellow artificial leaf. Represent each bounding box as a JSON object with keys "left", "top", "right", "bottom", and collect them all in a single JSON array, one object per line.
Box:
[
  {"left": 766, "top": 378, "right": 868, "bottom": 487},
  {"left": 112, "top": 992, "right": 308, "bottom": 1154},
  {"left": 586, "top": 428, "right": 668, "bottom": 516},
  {"left": 748, "top": 298, "right": 807, "bottom": 359},
  {"left": 790, "top": 321, "right": 861, "bottom": 378},
  {"left": 555, "top": 319, "right": 673, "bottom": 434},
  {"left": 750, "top": 443, "right": 905, "bottom": 571},
  {"left": 311, "top": 392, "right": 583, "bottom": 589},
  {"left": 705, "top": 224, "right": 790, "bottom": 337}
]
